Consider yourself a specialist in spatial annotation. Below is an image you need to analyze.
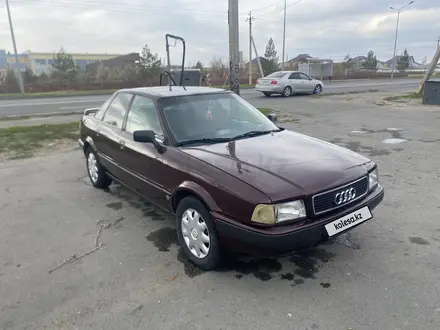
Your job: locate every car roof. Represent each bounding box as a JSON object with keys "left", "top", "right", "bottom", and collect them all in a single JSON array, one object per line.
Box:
[{"left": 118, "top": 86, "right": 229, "bottom": 98}]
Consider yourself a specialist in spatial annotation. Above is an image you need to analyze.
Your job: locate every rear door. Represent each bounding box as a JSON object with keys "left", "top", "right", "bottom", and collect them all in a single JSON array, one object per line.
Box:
[
  {"left": 96, "top": 92, "right": 134, "bottom": 180},
  {"left": 117, "top": 94, "right": 169, "bottom": 208}
]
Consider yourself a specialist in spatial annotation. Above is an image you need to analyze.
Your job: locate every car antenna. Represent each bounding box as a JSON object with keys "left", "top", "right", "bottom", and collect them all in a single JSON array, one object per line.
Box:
[{"left": 165, "top": 34, "right": 187, "bottom": 91}]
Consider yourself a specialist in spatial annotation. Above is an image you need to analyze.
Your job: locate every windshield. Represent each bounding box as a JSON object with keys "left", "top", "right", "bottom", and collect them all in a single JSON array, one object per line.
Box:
[
  {"left": 265, "top": 72, "right": 288, "bottom": 78},
  {"left": 157, "top": 92, "right": 280, "bottom": 145}
]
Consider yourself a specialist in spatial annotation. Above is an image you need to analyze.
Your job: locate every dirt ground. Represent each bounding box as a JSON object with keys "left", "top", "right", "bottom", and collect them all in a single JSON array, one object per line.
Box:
[{"left": 1, "top": 91, "right": 439, "bottom": 330}]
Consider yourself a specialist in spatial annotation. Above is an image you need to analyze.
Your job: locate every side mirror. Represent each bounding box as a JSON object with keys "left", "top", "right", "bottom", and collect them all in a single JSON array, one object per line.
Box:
[
  {"left": 267, "top": 113, "right": 277, "bottom": 123},
  {"left": 133, "top": 130, "right": 165, "bottom": 152}
]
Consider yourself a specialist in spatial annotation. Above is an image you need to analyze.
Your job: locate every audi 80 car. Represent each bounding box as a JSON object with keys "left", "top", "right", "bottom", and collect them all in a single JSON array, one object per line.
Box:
[{"left": 78, "top": 86, "right": 384, "bottom": 270}]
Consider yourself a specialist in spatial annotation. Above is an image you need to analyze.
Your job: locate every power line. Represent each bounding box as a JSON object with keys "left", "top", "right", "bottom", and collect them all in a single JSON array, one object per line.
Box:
[
  {"left": 15, "top": 0, "right": 259, "bottom": 20},
  {"left": 13, "top": 0, "right": 240, "bottom": 20},
  {"left": 250, "top": 0, "right": 285, "bottom": 12}
]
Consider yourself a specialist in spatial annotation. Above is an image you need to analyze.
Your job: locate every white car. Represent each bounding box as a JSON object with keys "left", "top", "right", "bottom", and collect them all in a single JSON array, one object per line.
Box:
[{"left": 256, "top": 71, "right": 324, "bottom": 97}]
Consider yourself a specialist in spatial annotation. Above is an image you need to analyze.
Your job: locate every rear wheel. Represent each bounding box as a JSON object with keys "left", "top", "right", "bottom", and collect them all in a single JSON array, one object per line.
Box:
[
  {"left": 282, "top": 86, "right": 292, "bottom": 97},
  {"left": 263, "top": 92, "right": 272, "bottom": 97},
  {"left": 85, "top": 147, "right": 111, "bottom": 189},
  {"left": 176, "top": 196, "right": 222, "bottom": 271}
]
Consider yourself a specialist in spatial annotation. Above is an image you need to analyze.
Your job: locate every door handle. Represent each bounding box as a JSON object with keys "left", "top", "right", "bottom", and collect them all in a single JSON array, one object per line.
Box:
[{"left": 118, "top": 139, "right": 125, "bottom": 149}]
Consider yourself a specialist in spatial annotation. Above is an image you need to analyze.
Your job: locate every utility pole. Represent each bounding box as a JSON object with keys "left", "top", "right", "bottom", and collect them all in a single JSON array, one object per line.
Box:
[
  {"left": 281, "top": 0, "right": 287, "bottom": 69},
  {"left": 5, "top": 0, "right": 24, "bottom": 93},
  {"left": 390, "top": 1, "right": 414, "bottom": 79},
  {"left": 245, "top": 11, "right": 255, "bottom": 85},
  {"left": 228, "top": 0, "right": 240, "bottom": 95}
]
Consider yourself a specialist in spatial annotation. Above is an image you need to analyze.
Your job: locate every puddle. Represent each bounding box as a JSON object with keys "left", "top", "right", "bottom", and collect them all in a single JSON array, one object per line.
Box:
[
  {"left": 408, "top": 237, "right": 430, "bottom": 245},
  {"left": 145, "top": 227, "right": 178, "bottom": 252},
  {"left": 106, "top": 202, "right": 123, "bottom": 210},
  {"left": 225, "top": 258, "right": 283, "bottom": 281},
  {"left": 177, "top": 249, "right": 205, "bottom": 278},
  {"left": 332, "top": 140, "right": 392, "bottom": 157},
  {"left": 289, "top": 248, "right": 335, "bottom": 279},
  {"left": 382, "top": 138, "right": 407, "bottom": 144}
]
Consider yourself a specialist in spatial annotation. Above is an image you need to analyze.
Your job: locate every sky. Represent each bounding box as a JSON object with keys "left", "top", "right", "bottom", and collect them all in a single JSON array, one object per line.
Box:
[{"left": 1, "top": 0, "right": 440, "bottom": 66}]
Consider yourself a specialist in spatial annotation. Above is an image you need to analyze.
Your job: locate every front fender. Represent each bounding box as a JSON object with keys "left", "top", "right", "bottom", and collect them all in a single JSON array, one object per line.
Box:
[
  {"left": 85, "top": 136, "right": 98, "bottom": 152},
  {"left": 171, "top": 181, "right": 220, "bottom": 212}
]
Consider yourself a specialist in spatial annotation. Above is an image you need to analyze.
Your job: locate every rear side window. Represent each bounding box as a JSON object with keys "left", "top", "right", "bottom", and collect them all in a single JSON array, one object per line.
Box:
[
  {"left": 288, "top": 72, "right": 301, "bottom": 79},
  {"left": 265, "top": 71, "right": 287, "bottom": 78},
  {"left": 102, "top": 92, "right": 133, "bottom": 129}
]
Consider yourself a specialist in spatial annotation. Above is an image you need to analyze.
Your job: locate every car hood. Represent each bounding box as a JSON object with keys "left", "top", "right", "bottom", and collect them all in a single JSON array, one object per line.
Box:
[{"left": 180, "top": 130, "right": 372, "bottom": 202}]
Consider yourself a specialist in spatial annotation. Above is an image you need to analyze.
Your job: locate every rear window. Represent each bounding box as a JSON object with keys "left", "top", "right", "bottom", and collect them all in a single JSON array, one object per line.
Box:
[{"left": 265, "top": 72, "right": 287, "bottom": 78}]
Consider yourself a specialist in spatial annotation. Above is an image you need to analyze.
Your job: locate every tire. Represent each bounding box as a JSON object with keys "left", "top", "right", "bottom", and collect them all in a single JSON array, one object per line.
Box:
[
  {"left": 85, "top": 147, "right": 112, "bottom": 189},
  {"left": 263, "top": 92, "right": 272, "bottom": 97},
  {"left": 176, "top": 196, "right": 222, "bottom": 271},
  {"left": 313, "top": 84, "right": 323, "bottom": 94},
  {"left": 282, "top": 86, "right": 292, "bottom": 97}
]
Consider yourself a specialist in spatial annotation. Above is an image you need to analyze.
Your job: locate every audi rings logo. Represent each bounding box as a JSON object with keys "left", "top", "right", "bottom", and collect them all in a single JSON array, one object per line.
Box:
[{"left": 335, "top": 188, "right": 356, "bottom": 205}]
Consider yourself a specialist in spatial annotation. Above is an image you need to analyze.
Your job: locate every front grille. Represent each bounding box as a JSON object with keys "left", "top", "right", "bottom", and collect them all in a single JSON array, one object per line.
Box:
[{"left": 312, "top": 176, "right": 369, "bottom": 215}]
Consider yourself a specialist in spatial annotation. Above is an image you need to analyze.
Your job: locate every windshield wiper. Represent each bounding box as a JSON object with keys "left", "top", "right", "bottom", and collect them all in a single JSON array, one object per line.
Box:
[
  {"left": 231, "top": 129, "right": 281, "bottom": 141},
  {"left": 175, "top": 137, "right": 232, "bottom": 147}
]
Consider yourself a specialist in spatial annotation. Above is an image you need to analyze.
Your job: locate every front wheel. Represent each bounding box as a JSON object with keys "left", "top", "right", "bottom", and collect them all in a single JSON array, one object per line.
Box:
[
  {"left": 176, "top": 196, "right": 222, "bottom": 271},
  {"left": 313, "top": 84, "right": 323, "bottom": 94},
  {"left": 85, "top": 147, "right": 112, "bottom": 189}
]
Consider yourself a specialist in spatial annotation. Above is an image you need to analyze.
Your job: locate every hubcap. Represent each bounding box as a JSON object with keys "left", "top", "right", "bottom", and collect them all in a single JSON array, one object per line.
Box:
[
  {"left": 315, "top": 86, "right": 322, "bottom": 94},
  {"left": 87, "top": 152, "right": 99, "bottom": 183},
  {"left": 284, "top": 88, "right": 291, "bottom": 96},
  {"left": 181, "top": 208, "right": 210, "bottom": 259}
]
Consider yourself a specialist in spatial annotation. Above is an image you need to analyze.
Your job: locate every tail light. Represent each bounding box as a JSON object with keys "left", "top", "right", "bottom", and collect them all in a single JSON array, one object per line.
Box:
[
  {"left": 256, "top": 79, "right": 260, "bottom": 84},
  {"left": 271, "top": 80, "right": 277, "bottom": 85}
]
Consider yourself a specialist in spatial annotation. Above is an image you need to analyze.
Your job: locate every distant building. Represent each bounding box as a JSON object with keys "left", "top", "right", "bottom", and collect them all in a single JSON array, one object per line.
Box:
[{"left": 0, "top": 49, "right": 126, "bottom": 75}]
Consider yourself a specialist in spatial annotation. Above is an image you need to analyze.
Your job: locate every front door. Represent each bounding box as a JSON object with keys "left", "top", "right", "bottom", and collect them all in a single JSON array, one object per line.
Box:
[
  {"left": 299, "top": 72, "right": 316, "bottom": 93},
  {"left": 117, "top": 94, "right": 169, "bottom": 208},
  {"left": 95, "top": 92, "right": 133, "bottom": 180}
]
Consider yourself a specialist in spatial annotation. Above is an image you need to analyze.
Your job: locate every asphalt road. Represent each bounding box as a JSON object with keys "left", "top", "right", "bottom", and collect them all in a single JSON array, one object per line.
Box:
[
  {"left": 1, "top": 92, "right": 439, "bottom": 329},
  {"left": 0, "top": 78, "right": 421, "bottom": 117}
]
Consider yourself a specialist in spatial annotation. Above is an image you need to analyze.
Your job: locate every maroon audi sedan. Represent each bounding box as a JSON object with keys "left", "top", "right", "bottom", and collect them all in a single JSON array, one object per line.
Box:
[{"left": 78, "top": 86, "right": 384, "bottom": 270}]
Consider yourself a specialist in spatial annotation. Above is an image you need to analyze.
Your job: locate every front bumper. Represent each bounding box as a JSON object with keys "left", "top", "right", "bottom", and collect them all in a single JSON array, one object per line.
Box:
[
  {"left": 215, "top": 184, "right": 384, "bottom": 256},
  {"left": 255, "top": 84, "right": 284, "bottom": 93}
]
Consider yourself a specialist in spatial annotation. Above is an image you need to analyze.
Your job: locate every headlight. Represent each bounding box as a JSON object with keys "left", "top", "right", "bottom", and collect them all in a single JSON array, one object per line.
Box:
[
  {"left": 251, "top": 200, "right": 306, "bottom": 225},
  {"left": 368, "top": 168, "right": 379, "bottom": 191}
]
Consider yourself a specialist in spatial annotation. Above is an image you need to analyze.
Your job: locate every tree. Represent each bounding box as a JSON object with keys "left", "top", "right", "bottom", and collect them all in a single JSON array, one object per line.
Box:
[
  {"left": 139, "top": 44, "right": 162, "bottom": 85},
  {"left": 342, "top": 53, "right": 355, "bottom": 72},
  {"left": 263, "top": 37, "right": 280, "bottom": 75},
  {"left": 52, "top": 47, "right": 75, "bottom": 72},
  {"left": 23, "top": 68, "right": 38, "bottom": 84},
  {"left": 397, "top": 49, "right": 410, "bottom": 72},
  {"left": 194, "top": 61, "right": 204, "bottom": 70},
  {"left": 4, "top": 68, "right": 18, "bottom": 87},
  {"left": 209, "top": 57, "right": 227, "bottom": 79},
  {"left": 363, "top": 50, "right": 377, "bottom": 72}
]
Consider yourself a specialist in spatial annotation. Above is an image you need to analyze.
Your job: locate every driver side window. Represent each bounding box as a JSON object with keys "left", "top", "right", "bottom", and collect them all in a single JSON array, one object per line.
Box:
[{"left": 125, "top": 95, "right": 163, "bottom": 137}]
